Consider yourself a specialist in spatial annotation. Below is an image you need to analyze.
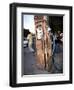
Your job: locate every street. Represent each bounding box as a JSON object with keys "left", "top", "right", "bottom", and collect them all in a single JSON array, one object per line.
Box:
[{"left": 22, "top": 43, "right": 63, "bottom": 75}]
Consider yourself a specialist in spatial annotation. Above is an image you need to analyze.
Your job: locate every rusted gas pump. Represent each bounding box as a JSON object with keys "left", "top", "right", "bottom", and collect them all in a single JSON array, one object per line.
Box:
[{"left": 34, "top": 15, "right": 52, "bottom": 70}]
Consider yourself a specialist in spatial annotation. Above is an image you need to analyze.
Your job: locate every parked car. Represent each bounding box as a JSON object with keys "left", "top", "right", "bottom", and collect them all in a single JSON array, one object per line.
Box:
[{"left": 23, "top": 38, "right": 28, "bottom": 48}]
